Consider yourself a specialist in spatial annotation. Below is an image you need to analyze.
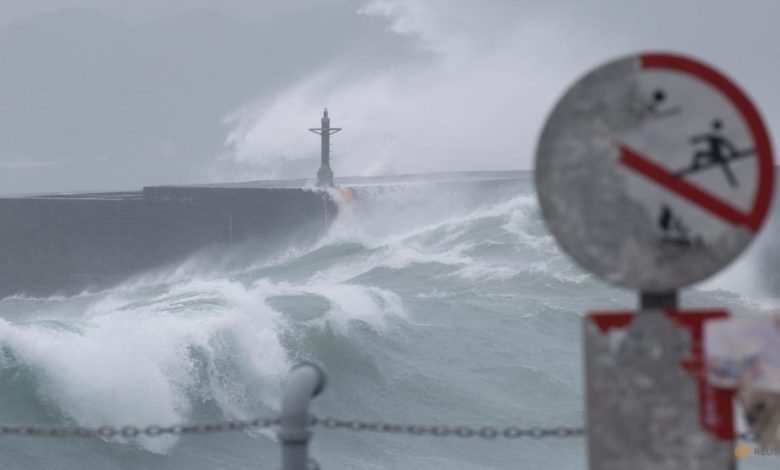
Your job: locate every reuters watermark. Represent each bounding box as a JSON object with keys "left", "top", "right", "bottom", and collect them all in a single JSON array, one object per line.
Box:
[{"left": 735, "top": 444, "right": 780, "bottom": 460}]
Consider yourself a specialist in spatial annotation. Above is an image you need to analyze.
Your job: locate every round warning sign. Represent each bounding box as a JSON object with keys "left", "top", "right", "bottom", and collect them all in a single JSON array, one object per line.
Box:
[{"left": 535, "top": 52, "right": 774, "bottom": 291}]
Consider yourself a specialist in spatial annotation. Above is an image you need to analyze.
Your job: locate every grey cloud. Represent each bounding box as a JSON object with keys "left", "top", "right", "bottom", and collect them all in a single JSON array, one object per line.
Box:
[
  {"left": 0, "top": 0, "right": 778, "bottom": 194},
  {"left": 0, "top": 3, "right": 418, "bottom": 194}
]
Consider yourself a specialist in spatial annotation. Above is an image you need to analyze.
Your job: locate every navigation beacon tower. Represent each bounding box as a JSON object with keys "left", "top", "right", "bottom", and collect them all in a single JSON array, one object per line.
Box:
[{"left": 309, "top": 108, "right": 342, "bottom": 187}]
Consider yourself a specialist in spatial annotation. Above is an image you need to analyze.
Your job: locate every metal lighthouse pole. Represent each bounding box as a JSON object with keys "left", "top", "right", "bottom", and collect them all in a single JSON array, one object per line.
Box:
[{"left": 309, "top": 108, "right": 342, "bottom": 187}]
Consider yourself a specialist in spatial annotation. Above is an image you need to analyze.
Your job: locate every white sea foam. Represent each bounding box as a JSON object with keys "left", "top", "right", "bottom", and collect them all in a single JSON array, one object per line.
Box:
[
  {"left": 0, "top": 279, "right": 289, "bottom": 454},
  {"left": 0, "top": 271, "right": 406, "bottom": 455},
  {"left": 1, "top": 272, "right": 390, "bottom": 455},
  {"left": 299, "top": 284, "right": 405, "bottom": 333}
]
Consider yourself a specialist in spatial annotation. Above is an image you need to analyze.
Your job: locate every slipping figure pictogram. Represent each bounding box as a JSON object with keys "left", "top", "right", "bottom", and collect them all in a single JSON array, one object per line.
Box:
[{"left": 658, "top": 204, "right": 701, "bottom": 247}]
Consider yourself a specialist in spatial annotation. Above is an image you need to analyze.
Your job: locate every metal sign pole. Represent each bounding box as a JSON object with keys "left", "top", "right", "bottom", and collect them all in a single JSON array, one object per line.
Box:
[{"left": 639, "top": 291, "right": 677, "bottom": 311}]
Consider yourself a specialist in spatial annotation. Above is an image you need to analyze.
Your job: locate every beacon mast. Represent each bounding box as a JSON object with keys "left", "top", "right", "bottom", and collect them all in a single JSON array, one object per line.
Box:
[{"left": 308, "top": 108, "right": 342, "bottom": 187}]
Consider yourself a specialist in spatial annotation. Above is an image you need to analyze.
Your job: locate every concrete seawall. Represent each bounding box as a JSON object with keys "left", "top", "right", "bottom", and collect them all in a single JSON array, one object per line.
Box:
[
  {"left": 0, "top": 172, "right": 526, "bottom": 299},
  {"left": 0, "top": 186, "right": 334, "bottom": 298}
]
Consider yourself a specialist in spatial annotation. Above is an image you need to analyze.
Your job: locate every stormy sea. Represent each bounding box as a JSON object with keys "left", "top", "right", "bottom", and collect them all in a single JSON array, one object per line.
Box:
[{"left": 0, "top": 172, "right": 776, "bottom": 469}]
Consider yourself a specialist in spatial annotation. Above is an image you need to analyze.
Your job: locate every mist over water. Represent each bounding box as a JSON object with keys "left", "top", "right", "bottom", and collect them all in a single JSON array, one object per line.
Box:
[{"left": 0, "top": 178, "right": 775, "bottom": 469}]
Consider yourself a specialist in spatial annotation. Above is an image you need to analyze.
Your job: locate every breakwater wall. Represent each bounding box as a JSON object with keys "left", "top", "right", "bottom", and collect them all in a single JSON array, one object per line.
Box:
[
  {"left": 0, "top": 186, "right": 334, "bottom": 298},
  {"left": 0, "top": 172, "right": 526, "bottom": 299}
]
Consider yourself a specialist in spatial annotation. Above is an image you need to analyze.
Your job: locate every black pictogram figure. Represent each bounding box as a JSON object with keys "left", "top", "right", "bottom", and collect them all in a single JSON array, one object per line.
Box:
[
  {"left": 645, "top": 88, "right": 680, "bottom": 119},
  {"left": 658, "top": 204, "right": 700, "bottom": 247},
  {"left": 676, "top": 119, "right": 754, "bottom": 187}
]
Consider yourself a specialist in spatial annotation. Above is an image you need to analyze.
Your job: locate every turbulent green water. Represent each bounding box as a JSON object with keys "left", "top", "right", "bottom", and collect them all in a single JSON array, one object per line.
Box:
[{"left": 0, "top": 177, "right": 775, "bottom": 469}]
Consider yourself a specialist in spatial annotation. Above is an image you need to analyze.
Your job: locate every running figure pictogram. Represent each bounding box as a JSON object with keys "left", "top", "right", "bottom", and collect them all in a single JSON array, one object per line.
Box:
[{"left": 675, "top": 119, "right": 754, "bottom": 188}]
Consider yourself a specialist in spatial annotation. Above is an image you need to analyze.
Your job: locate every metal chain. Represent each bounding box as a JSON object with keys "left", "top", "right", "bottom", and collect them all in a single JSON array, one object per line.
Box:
[
  {"left": 0, "top": 416, "right": 279, "bottom": 438},
  {"left": 737, "top": 431, "right": 755, "bottom": 441},
  {"left": 311, "top": 417, "right": 758, "bottom": 442},
  {"left": 0, "top": 415, "right": 756, "bottom": 442},
  {"left": 311, "top": 416, "right": 584, "bottom": 439}
]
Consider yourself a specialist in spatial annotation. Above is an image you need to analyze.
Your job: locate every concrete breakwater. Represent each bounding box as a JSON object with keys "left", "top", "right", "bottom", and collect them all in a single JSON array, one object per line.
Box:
[
  {"left": 0, "top": 172, "right": 525, "bottom": 299},
  {"left": 0, "top": 185, "right": 335, "bottom": 299}
]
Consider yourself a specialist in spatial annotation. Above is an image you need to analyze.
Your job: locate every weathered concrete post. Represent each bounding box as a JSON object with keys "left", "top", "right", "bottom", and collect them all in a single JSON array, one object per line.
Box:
[
  {"left": 278, "top": 362, "right": 326, "bottom": 470},
  {"left": 585, "top": 291, "right": 735, "bottom": 469},
  {"left": 309, "top": 109, "right": 342, "bottom": 187}
]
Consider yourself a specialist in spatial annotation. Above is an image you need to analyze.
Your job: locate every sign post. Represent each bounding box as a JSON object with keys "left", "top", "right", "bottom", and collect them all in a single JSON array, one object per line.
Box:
[{"left": 534, "top": 52, "right": 775, "bottom": 469}]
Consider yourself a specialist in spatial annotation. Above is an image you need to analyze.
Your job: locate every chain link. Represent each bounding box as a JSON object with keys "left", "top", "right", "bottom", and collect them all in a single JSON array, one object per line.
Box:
[
  {"left": 737, "top": 431, "right": 755, "bottom": 441},
  {"left": 0, "top": 416, "right": 279, "bottom": 438},
  {"left": 310, "top": 416, "right": 584, "bottom": 439}
]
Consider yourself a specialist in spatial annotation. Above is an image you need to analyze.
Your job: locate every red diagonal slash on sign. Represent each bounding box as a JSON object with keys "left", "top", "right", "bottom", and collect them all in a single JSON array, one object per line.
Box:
[{"left": 619, "top": 145, "right": 758, "bottom": 231}]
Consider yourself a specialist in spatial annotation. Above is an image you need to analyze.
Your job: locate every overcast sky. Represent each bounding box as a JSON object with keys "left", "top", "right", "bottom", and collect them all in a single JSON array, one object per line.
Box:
[{"left": 1, "top": 0, "right": 778, "bottom": 194}]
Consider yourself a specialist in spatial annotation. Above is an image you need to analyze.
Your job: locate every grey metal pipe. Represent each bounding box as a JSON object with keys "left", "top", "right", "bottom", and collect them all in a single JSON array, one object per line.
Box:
[{"left": 278, "top": 362, "right": 326, "bottom": 470}]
